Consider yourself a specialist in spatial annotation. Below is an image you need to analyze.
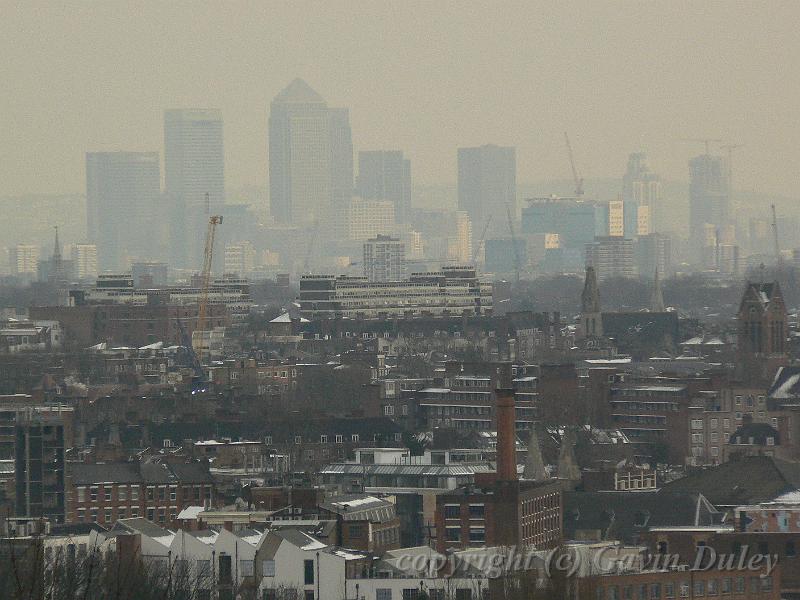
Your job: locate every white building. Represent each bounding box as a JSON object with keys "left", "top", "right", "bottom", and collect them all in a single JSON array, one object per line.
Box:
[
  {"left": 343, "top": 197, "right": 396, "bottom": 242},
  {"left": 10, "top": 244, "right": 40, "bottom": 275},
  {"left": 70, "top": 244, "right": 99, "bottom": 280},
  {"left": 363, "top": 236, "right": 405, "bottom": 282},
  {"left": 225, "top": 242, "right": 257, "bottom": 276}
]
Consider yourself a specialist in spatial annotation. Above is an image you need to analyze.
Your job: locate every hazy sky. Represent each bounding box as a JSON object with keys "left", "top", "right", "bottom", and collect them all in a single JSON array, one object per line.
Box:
[{"left": 2, "top": 2, "right": 799, "bottom": 199}]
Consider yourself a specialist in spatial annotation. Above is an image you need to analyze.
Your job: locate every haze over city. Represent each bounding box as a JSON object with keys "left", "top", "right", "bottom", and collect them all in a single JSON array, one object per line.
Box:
[{"left": 2, "top": 2, "right": 800, "bottom": 198}]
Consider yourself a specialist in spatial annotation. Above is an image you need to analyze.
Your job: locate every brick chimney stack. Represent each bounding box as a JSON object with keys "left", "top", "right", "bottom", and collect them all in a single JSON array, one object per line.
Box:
[{"left": 495, "top": 387, "right": 518, "bottom": 482}]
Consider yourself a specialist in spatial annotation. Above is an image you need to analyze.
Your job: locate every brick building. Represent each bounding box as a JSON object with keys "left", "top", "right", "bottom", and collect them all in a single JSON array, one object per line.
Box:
[{"left": 66, "top": 460, "right": 216, "bottom": 527}]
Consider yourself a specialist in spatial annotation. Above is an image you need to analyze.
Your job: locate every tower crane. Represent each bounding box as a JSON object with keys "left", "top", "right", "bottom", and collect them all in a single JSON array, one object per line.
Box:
[
  {"left": 194, "top": 215, "right": 223, "bottom": 365},
  {"left": 471, "top": 215, "right": 493, "bottom": 265},
  {"left": 505, "top": 203, "right": 521, "bottom": 284},
  {"left": 564, "top": 132, "right": 584, "bottom": 198}
]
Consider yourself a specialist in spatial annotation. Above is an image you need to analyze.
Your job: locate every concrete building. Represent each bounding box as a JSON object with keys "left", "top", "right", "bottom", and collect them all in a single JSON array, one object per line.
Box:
[
  {"left": 10, "top": 244, "right": 40, "bottom": 277},
  {"left": 86, "top": 151, "right": 160, "bottom": 271},
  {"left": 70, "top": 244, "right": 98, "bottom": 280},
  {"left": 362, "top": 235, "right": 405, "bottom": 282},
  {"left": 689, "top": 154, "right": 729, "bottom": 266},
  {"left": 458, "top": 144, "right": 516, "bottom": 242},
  {"left": 269, "top": 79, "right": 353, "bottom": 226},
  {"left": 224, "top": 242, "right": 257, "bottom": 277},
  {"left": 636, "top": 232, "right": 672, "bottom": 278},
  {"left": 357, "top": 150, "right": 412, "bottom": 224},
  {"left": 164, "top": 109, "right": 225, "bottom": 269},
  {"left": 585, "top": 237, "right": 635, "bottom": 281},
  {"left": 521, "top": 196, "right": 598, "bottom": 271},
  {"left": 341, "top": 197, "right": 396, "bottom": 241},
  {"left": 623, "top": 152, "right": 661, "bottom": 234},
  {"left": 298, "top": 267, "right": 492, "bottom": 319}
]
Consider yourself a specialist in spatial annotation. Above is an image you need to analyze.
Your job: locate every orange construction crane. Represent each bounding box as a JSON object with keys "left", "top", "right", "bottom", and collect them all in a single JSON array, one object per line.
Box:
[{"left": 195, "top": 215, "right": 223, "bottom": 365}]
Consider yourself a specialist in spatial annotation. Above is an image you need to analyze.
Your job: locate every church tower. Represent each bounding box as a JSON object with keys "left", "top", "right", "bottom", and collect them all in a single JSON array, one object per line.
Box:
[
  {"left": 650, "top": 267, "right": 665, "bottom": 312},
  {"left": 579, "top": 266, "right": 603, "bottom": 338}
]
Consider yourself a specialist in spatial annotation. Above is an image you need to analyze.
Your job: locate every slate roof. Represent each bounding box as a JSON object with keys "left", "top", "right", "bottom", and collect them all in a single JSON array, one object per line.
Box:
[
  {"left": 563, "top": 490, "right": 720, "bottom": 544},
  {"left": 729, "top": 423, "right": 780, "bottom": 446},
  {"left": 660, "top": 456, "right": 800, "bottom": 506},
  {"left": 319, "top": 494, "right": 396, "bottom": 522},
  {"left": 68, "top": 460, "right": 213, "bottom": 486},
  {"left": 768, "top": 366, "right": 800, "bottom": 400}
]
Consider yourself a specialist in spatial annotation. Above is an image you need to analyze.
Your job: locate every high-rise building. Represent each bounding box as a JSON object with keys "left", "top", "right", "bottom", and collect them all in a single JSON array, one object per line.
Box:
[
  {"left": 269, "top": 79, "right": 353, "bottom": 226},
  {"left": 357, "top": 151, "right": 412, "bottom": 224},
  {"left": 457, "top": 145, "right": 516, "bottom": 241},
  {"left": 15, "top": 411, "right": 66, "bottom": 523},
  {"left": 10, "top": 245, "right": 40, "bottom": 276},
  {"left": 340, "top": 197, "right": 396, "bottom": 241},
  {"left": 623, "top": 153, "right": 661, "bottom": 234},
  {"left": 70, "top": 244, "right": 98, "bottom": 280},
  {"left": 636, "top": 233, "right": 673, "bottom": 278},
  {"left": 224, "top": 242, "right": 257, "bottom": 276},
  {"left": 164, "top": 109, "right": 225, "bottom": 269},
  {"left": 585, "top": 237, "right": 635, "bottom": 281},
  {"left": 689, "top": 154, "right": 729, "bottom": 265},
  {"left": 363, "top": 235, "right": 405, "bottom": 282},
  {"left": 86, "top": 152, "right": 160, "bottom": 271},
  {"left": 450, "top": 211, "right": 473, "bottom": 264}
]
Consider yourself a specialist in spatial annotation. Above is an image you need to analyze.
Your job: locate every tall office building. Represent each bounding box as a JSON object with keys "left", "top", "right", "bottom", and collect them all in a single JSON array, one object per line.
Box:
[
  {"left": 269, "top": 79, "right": 353, "bottom": 226},
  {"left": 457, "top": 145, "right": 516, "bottom": 241},
  {"left": 10, "top": 245, "right": 40, "bottom": 276},
  {"left": 689, "top": 154, "right": 729, "bottom": 265},
  {"left": 363, "top": 235, "right": 405, "bottom": 282},
  {"left": 71, "top": 244, "right": 98, "bottom": 280},
  {"left": 164, "top": 109, "right": 225, "bottom": 269},
  {"left": 86, "top": 152, "right": 160, "bottom": 271},
  {"left": 623, "top": 153, "right": 661, "bottom": 235},
  {"left": 357, "top": 151, "right": 412, "bottom": 224},
  {"left": 585, "top": 237, "right": 636, "bottom": 281}
]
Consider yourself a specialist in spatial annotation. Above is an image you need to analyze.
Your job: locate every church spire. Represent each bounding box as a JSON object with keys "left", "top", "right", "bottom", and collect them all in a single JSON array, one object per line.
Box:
[
  {"left": 523, "top": 423, "right": 548, "bottom": 481},
  {"left": 650, "top": 267, "right": 665, "bottom": 312},
  {"left": 581, "top": 266, "right": 600, "bottom": 313}
]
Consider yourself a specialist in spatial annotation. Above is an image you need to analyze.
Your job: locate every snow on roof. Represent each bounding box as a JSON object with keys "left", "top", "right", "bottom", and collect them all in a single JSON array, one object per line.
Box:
[
  {"left": 239, "top": 532, "right": 264, "bottom": 547},
  {"left": 330, "top": 496, "right": 382, "bottom": 509},
  {"left": 177, "top": 506, "right": 204, "bottom": 520},
  {"left": 152, "top": 533, "right": 175, "bottom": 548},
  {"left": 332, "top": 549, "right": 367, "bottom": 560},
  {"left": 270, "top": 312, "right": 309, "bottom": 323},
  {"left": 300, "top": 532, "right": 327, "bottom": 551},
  {"left": 772, "top": 373, "right": 800, "bottom": 399}
]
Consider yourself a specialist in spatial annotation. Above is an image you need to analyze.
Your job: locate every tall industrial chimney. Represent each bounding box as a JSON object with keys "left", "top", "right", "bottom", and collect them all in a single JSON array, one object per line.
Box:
[{"left": 495, "top": 387, "right": 518, "bottom": 481}]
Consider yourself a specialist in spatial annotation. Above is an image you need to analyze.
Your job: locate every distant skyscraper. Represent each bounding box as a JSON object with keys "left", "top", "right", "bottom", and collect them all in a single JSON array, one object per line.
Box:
[
  {"left": 363, "top": 235, "right": 405, "bottom": 282},
  {"left": 623, "top": 152, "right": 661, "bottom": 235},
  {"left": 689, "top": 154, "right": 729, "bottom": 265},
  {"left": 269, "top": 79, "right": 353, "bottom": 226},
  {"left": 457, "top": 145, "right": 516, "bottom": 241},
  {"left": 357, "top": 151, "right": 412, "bottom": 224},
  {"left": 71, "top": 244, "right": 98, "bottom": 280},
  {"left": 10, "top": 245, "right": 40, "bottom": 277},
  {"left": 585, "top": 237, "right": 635, "bottom": 281},
  {"left": 86, "top": 152, "right": 160, "bottom": 271},
  {"left": 164, "top": 109, "right": 225, "bottom": 269}
]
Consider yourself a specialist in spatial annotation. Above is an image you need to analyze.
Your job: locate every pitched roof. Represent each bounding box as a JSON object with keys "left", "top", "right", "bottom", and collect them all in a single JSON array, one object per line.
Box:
[
  {"left": 660, "top": 456, "right": 800, "bottom": 506},
  {"left": 273, "top": 79, "right": 325, "bottom": 104},
  {"left": 768, "top": 366, "right": 800, "bottom": 400},
  {"left": 563, "top": 491, "right": 719, "bottom": 544},
  {"left": 69, "top": 462, "right": 142, "bottom": 485}
]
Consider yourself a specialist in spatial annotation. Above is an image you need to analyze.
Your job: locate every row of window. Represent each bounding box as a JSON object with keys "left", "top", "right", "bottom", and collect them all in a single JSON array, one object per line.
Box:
[
  {"left": 76, "top": 484, "right": 209, "bottom": 503},
  {"left": 596, "top": 575, "right": 772, "bottom": 600}
]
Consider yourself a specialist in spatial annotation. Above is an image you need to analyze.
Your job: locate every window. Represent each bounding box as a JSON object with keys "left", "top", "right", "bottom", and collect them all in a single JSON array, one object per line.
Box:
[
  {"left": 650, "top": 584, "right": 660, "bottom": 599},
  {"left": 664, "top": 584, "right": 674, "bottom": 599},
  {"left": 707, "top": 580, "right": 718, "bottom": 596},
  {"left": 609, "top": 587, "right": 619, "bottom": 600},
  {"left": 320, "top": 435, "right": 328, "bottom": 444},
  {"left": 445, "top": 527, "right": 460, "bottom": 542},
  {"left": 735, "top": 578, "right": 745, "bottom": 594},
  {"left": 693, "top": 581, "right": 704, "bottom": 597},
  {"left": 77, "top": 508, "right": 85, "bottom": 522},
  {"left": 384, "top": 405, "right": 394, "bottom": 416},
  {"left": 262, "top": 559, "right": 276, "bottom": 577},
  {"left": 196, "top": 560, "right": 211, "bottom": 579},
  {"left": 131, "top": 508, "right": 139, "bottom": 518},
  {"left": 469, "top": 527, "right": 485, "bottom": 543},
  {"left": 90, "top": 486, "right": 98, "bottom": 501},
  {"left": 624, "top": 586, "right": 633, "bottom": 600},
  {"left": 444, "top": 504, "right": 461, "bottom": 519},
  {"left": 295, "top": 436, "right": 302, "bottom": 445},
  {"left": 219, "top": 555, "right": 232, "bottom": 584},
  {"left": 77, "top": 487, "right": 86, "bottom": 502},
  {"left": 679, "top": 582, "right": 689, "bottom": 598},
  {"left": 597, "top": 588, "right": 605, "bottom": 600},
  {"left": 104, "top": 509, "right": 112, "bottom": 523},
  {"left": 376, "top": 590, "right": 392, "bottom": 600},
  {"left": 131, "top": 487, "right": 139, "bottom": 500},
  {"left": 761, "top": 577, "right": 772, "bottom": 592},
  {"left": 240, "top": 560, "right": 254, "bottom": 577},
  {"left": 304, "top": 559, "right": 314, "bottom": 585},
  {"left": 455, "top": 590, "right": 472, "bottom": 600},
  {"left": 786, "top": 541, "right": 796, "bottom": 557},
  {"left": 352, "top": 434, "right": 360, "bottom": 442},
  {"left": 119, "top": 487, "right": 127, "bottom": 501},
  {"left": 402, "top": 590, "right": 420, "bottom": 600},
  {"left": 468, "top": 504, "right": 485, "bottom": 519},
  {"left": 710, "top": 418, "right": 718, "bottom": 429},
  {"left": 691, "top": 419, "right": 703, "bottom": 430}
]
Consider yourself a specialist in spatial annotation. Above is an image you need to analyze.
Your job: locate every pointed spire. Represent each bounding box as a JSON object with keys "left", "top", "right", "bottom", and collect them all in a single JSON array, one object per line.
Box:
[
  {"left": 650, "top": 267, "right": 665, "bottom": 312},
  {"left": 581, "top": 266, "right": 600, "bottom": 313},
  {"left": 557, "top": 427, "right": 581, "bottom": 482},
  {"left": 523, "top": 423, "right": 548, "bottom": 481}
]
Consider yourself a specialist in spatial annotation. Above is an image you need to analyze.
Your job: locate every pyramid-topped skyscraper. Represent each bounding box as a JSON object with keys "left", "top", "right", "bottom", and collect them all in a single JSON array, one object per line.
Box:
[{"left": 269, "top": 79, "right": 353, "bottom": 226}]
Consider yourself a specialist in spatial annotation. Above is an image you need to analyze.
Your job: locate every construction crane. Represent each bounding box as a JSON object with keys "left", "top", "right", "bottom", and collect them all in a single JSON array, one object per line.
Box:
[
  {"left": 771, "top": 204, "right": 781, "bottom": 260},
  {"left": 678, "top": 138, "right": 722, "bottom": 155},
  {"left": 471, "top": 215, "right": 493, "bottom": 265},
  {"left": 505, "top": 203, "right": 521, "bottom": 284},
  {"left": 564, "top": 132, "right": 584, "bottom": 198},
  {"left": 195, "top": 215, "right": 223, "bottom": 365}
]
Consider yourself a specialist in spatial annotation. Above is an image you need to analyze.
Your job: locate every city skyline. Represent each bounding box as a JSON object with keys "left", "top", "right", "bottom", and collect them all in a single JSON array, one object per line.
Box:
[{"left": 2, "top": 3, "right": 800, "bottom": 199}]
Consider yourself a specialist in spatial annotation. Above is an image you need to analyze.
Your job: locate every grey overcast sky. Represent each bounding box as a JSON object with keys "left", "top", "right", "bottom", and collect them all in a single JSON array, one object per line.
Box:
[{"left": 1, "top": 1, "right": 799, "bottom": 198}]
